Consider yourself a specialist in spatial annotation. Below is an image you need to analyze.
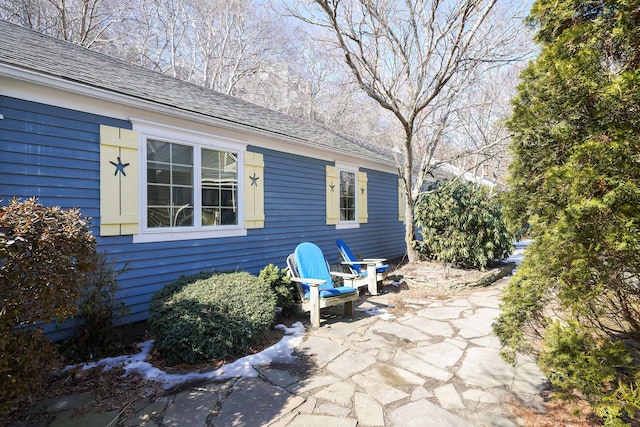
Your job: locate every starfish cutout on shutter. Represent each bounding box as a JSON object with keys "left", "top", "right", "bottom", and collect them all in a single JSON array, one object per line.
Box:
[{"left": 109, "top": 157, "right": 130, "bottom": 176}]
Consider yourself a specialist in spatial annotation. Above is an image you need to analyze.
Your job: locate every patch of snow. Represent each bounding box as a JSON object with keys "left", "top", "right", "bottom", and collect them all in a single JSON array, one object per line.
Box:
[
  {"left": 506, "top": 240, "right": 532, "bottom": 268},
  {"left": 66, "top": 321, "right": 305, "bottom": 389},
  {"left": 356, "top": 306, "right": 396, "bottom": 320}
]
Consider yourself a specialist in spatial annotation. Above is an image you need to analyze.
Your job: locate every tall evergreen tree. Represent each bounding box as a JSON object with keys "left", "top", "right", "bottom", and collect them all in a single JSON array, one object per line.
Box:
[{"left": 494, "top": 1, "right": 640, "bottom": 424}]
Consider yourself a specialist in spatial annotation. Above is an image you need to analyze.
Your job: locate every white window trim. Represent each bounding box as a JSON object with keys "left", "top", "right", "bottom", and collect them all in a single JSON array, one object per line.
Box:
[
  {"left": 336, "top": 221, "right": 360, "bottom": 230},
  {"left": 335, "top": 161, "right": 360, "bottom": 230},
  {"left": 131, "top": 119, "right": 248, "bottom": 243}
]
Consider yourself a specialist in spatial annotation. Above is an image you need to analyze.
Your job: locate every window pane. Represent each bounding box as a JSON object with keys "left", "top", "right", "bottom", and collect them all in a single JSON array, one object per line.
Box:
[
  {"left": 147, "top": 140, "right": 193, "bottom": 229},
  {"left": 202, "top": 208, "right": 220, "bottom": 226},
  {"left": 340, "top": 171, "right": 356, "bottom": 221},
  {"left": 221, "top": 188, "right": 236, "bottom": 207},
  {"left": 147, "top": 208, "right": 171, "bottom": 228},
  {"left": 173, "top": 206, "right": 193, "bottom": 227},
  {"left": 148, "top": 185, "right": 170, "bottom": 206},
  {"left": 340, "top": 201, "right": 355, "bottom": 221},
  {"left": 224, "top": 153, "right": 238, "bottom": 172},
  {"left": 172, "top": 144, "right": 193, "bottom": 165},
  {"left": 147, "top": 162, "right": 170, "bottom": 184},
  {"left": 202, "top": 149, "right": 222, "bottom": 170},
  {"left": 173, "top": 186, "right": 193, "bottom": 206},
  {"left": 172, "top": 164, "right": 193, "bottom": 186},
  {"left": 201, "top": 167, "right": 220, "bottom": 182},
  {"left": 201, "top": 148, "right": 238, "bottom": 226},
  {"left": 221, "top": 208, "right": 237, "bottom": 225},
  {"left": 340, "top": 171, "right": 355, "bottom": 196},
  {"left": 147, "top": 140, "right": 170, "bottom": 163},
  {"left": 202, "top": 188, "right": 220, "bottom": 206}
]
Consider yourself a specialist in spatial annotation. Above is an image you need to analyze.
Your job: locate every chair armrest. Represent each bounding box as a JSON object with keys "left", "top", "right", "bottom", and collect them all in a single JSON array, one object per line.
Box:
[
  {"left": 363, "top": 258, "right": 387, "bottom": 263},
  {"left": 290, "top": 276, "right": 324, "bottom": 286},
  {"left": 343, "top": 259, "right": 383, "bottom": 266},
  {"left": 330, "top": 271, "right": 357, "bottom": 279}
]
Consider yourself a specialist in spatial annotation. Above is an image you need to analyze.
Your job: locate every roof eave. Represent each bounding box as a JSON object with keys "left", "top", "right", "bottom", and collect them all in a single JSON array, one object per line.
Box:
[{"left": 0, "top": 62, "right": 397, "bottom": 171}]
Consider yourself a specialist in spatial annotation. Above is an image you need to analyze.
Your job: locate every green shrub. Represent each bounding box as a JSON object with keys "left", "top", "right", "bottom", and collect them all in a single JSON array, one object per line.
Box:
[
  {"left": 539, "top": 321, "right": 639, "bottom": 426},
  {"left": 0, "top": 197, "right": 97, "bottom": 416},
  {"left": 414, "top": 181, "right": 514, "bottom": 269},
  {"left": 149, "top": 272, "right": 277, "bottom": 364},
  {"left": 494, "top": 1, "right": 640, "bottom": 423},
  {"left": 259, "top": 264, "right": 297, "bottom": 316}
]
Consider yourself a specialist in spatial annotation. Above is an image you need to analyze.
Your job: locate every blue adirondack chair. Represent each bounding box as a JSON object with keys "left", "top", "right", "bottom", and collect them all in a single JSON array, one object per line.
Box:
[
  {"left": 287, "top": 242, "right": 358, "bottom": 328},
  {"left": 336, "top": 239, "right": 389, "bottom": 295}
]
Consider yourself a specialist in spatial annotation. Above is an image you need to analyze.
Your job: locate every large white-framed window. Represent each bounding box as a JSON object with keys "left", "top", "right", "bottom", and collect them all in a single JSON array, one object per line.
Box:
[{"left": 132, "top": 120, "right": 247, "bottom": 243}]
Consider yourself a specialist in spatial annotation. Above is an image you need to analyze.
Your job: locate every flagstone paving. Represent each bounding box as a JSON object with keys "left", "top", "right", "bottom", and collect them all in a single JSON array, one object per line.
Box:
[{"left": 36, "top": 277, "right": 549, "bottom": 426}]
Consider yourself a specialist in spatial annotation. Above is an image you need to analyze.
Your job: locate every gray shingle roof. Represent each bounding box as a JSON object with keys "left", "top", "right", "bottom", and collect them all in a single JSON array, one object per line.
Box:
[{"left": 0, "top": 20, "right": 394, "bottom": 166}]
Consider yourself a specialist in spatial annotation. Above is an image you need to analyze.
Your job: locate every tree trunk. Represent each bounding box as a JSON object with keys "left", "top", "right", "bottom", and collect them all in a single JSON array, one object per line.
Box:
[
  {"left": 402, "top": 133, "right": 420, "bottom": 263},
  {"left": 405, "top": 198, "right": 420, "bottom": 262}
]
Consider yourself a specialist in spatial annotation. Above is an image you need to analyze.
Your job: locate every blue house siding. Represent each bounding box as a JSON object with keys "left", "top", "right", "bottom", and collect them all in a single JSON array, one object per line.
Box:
[
  {"left": 254, "top": 146, "right": 406, "bottom": 265},
  {"left": 346, "top": 168, "right": 406, "bottom": 262},
  {"left": 0, "top": 96, "right": 129, "bottom": 215},
  {"left": 1, "top": 95, "right": 405, "bottom": 339}
]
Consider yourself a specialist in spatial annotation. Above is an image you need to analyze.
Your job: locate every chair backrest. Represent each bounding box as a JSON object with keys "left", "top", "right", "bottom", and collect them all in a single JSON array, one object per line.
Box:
[
  {"left": 286, "top": 253, "right": 299, "bottom": 278},
  {"left": 293, "top": 242, "right": 334, "bottom": 292},
  {"left": 336, "top": 239, "right": 362, "bottom": 273},
  {"left": 286, "top": 253, "right": 307, "bottom": 299}
]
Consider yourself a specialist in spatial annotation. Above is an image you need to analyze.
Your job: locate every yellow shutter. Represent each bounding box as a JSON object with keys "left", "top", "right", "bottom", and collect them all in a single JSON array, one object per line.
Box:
[
  {"left": 357, "top": 171, "right": 368, "bottom": 223},
  {"left": 100, "top": 125, "right": 139, "bottom": 236},
  {"left": 398, "top": 178, "right": 406, "bottom": 222},
  {"left": 326, "top": 165, "right": 339, "bottom": 225},
  {"left": 244, "top": 152, "right": 264, "bottom": 229}
]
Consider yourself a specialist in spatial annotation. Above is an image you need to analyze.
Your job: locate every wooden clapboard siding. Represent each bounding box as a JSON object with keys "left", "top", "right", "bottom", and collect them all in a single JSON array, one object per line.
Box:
[
  {"left": 0, "top": 98, "right": 124, "bottom": 210},
  {"left": 254, "top": 147, "right": 406, "bottom": 265},
  {"left": 355, "top": 168, "right": 406, "bottom": 259},
  {"left": 1, "top": 95, "right": 405, "bottom": 339}
]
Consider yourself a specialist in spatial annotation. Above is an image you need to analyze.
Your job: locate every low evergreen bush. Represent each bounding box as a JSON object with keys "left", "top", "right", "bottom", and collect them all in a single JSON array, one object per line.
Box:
[
  {"left": 149, "top": 272, "right": 277, "bottom": 364},
  {"left": 538, "top": 321, "right": 639, "bottom": 424},
  {"left": 414, "top": 181, "right": 514, "bottom": 269},
  {"left": 259, "top": 264, "right": 298, "bottom": 316}
]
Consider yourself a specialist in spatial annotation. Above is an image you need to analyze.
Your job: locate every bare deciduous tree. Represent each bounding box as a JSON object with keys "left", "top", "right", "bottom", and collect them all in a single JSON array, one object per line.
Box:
[
  {"left": 191, "top": 0, "right": 286, "bottom": 95},
  {"left": 156, "top": 0, "right": 195, "bottom": 78},
  {"left": 0, "top": 0, "right": 130, "bottom": 47},
  {"left": 448, "top": 66, "right": 526, "bottom": 188},
  {"left": 286, "top": 0, "right": 530, "bottom": 261}
]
